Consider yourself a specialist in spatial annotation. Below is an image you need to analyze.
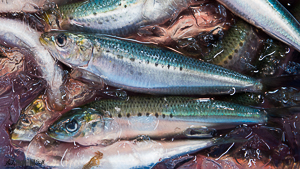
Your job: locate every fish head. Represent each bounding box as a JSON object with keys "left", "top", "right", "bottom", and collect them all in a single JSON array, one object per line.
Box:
[
  {"left": 47, "top": 108, "right": 104, "bottom": 144},
  {"left": 11, "top": 98, "right": 51, "bottom": 141},
  {"left": 40, "top": 32, "right": 93, "bottom": 68}
]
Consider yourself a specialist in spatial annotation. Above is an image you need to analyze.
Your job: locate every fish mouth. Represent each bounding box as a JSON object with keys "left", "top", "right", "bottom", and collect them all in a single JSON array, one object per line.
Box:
[{"left": 10, "top": 132, "right": 20, "bottom": 140}]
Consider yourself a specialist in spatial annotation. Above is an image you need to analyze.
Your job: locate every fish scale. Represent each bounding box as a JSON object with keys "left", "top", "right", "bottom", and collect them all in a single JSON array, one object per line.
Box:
[
  {"left": 82, "top": 96, "right": 264, "bottom": 122},
  {"left": 41, "top": 32, "right": 263, "bottom": 95},
  {"left": 203, "top": 19, "right": 261, "bottom": 73}
]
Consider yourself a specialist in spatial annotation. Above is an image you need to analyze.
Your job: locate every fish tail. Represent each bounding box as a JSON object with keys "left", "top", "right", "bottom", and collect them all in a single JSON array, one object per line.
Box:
[{"left": 261, "top": 75, "right": 300, "bottom": 91}]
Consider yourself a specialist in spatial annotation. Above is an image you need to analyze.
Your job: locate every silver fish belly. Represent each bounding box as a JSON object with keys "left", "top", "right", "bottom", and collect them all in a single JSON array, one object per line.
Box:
[
  {"left": 24, "top": 134, "right": 217, "bottom": 169},
  {"left": 217, "top": 0, "right": 300, "bottom": 52}
]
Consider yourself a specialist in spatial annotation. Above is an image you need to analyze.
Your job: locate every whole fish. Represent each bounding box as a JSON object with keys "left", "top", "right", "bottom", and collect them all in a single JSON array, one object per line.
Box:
[
  {"left": 24, "top": 133, "right": 232, "bottom": 169},
  {"left": 216, "top": 0, "right": 300, "bottom": 52},
  {"left": 45, "top": 0, "right": 189, "bottom": 36},
  {"left": 47, "top": 96, "right": 266, "bottom": 145},
  {"left": 0, "top": 18, "right": 64, "bottom": 110},
  {"left": 40, "top": 32, "right": 263, "bottom": 96}
]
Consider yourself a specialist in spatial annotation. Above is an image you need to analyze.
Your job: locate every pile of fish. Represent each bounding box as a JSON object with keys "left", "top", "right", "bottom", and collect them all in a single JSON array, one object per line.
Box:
[{"left": 1, "top": 0, "right": 300, "bottom": 168}]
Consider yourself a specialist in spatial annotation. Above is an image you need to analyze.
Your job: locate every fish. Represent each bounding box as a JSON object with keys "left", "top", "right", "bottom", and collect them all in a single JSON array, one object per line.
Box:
[
  {"left": 44, "top": 0, "right": 190, "bottom": 36},
  {"left": 0, "top": 18, "right": 64, "bottom": 110},
  {"left": 40, "top": 32, "right": 264, "bottom": 96},
  {"left": 216, "top": 0, "right": 300, "bottom": 52},
  {"left": 24, "top": 133, "right": 232, "bottom": 169},
  {"left": 47, "top": 96, "right": 266, "bottom": 146},
  {"left": 203, "top": 19, "right": 262, "bottom": 73},
  {"left": 10, "top": 97, "right": 51, "bottom": 141}
]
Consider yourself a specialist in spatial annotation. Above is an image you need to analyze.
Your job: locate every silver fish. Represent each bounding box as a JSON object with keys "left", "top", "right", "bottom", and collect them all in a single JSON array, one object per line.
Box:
[
  {"left": 47, "top": 96, "right": 266, "bottom": 146},
  {"left": 45, "top": 0, "right": 190, "bottom": 36},
  {"left": 40, "top": 32, "right": 263, "bottom": 96},
  {"left": 216, "top": 0, "right": 300, "bottom": 52},
  {"left": 24, "top": 133, "right": 226, "bottom": 169}
]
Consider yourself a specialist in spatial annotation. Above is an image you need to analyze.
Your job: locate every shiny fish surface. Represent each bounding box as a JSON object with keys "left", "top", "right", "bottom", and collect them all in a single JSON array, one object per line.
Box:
[
  {"left": 216, "top": 0, "right": 300, "bottom": 52},
  {"left": 40, "top": 32, "right": 263, "bottom": 96},
  {"left": 204, "top": 19, "right": 261, "bottom": 72},
  {"left": 47, "top": 96, "right": 266, "bottom": 145},
  {"left": 47, "top": 0, "right": 189, "bottom": 36},
  {"left": 25, "top": 134, "right": 219, "bottom": 169}
]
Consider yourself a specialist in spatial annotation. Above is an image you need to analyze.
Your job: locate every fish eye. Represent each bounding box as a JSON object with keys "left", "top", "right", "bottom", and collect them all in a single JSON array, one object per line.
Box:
[
  {"left": 21, "top": 117, "right": 31, "bottom": 126},
  {"left": 65, "top": 120, "right": 78, "bottom": 132},
  {"left": 55, "top": 33, "right": 67, "bottom": 47}
]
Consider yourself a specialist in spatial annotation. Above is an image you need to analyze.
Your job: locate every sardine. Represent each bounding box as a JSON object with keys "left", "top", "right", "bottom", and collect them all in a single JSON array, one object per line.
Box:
[
  {"left": 47, "top": 96, "right": 266, "bottom": 145},
  {"left": 24, "top": 133, "right": 231, "bottom": 169},
  {"left": 216, "top": 0, "right": 300, "bottom": 52},
  {"left": 44, "top": 0, "right": 190, "bottom": 36},
  {"left": 40, "top": 32, "right": 263, "bottom": 95},
  {"left": 0, "top": 18, "right": 64, "bottom": 110}
]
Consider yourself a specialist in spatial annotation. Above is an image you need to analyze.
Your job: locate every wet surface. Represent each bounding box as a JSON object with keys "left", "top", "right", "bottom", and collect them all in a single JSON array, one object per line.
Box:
[{"left": 0, "top": 0, "right": 300, "bottom": 168}]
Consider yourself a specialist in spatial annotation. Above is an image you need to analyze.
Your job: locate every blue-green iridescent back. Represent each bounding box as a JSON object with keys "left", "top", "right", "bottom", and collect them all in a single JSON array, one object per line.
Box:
[{"left": 91, "top": 35, "right": 257, "bottom": 84}]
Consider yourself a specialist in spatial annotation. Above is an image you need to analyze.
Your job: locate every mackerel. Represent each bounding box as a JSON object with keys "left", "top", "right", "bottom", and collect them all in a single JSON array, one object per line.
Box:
[
  {"left": 40, "top": 32, "right": 263, "bottom": 95},
  {"left": 216, "top": 0, "right": 300, "bottom": 52},
  {"left": 47, "top": 96, "right": 266, "bottom": 145}
]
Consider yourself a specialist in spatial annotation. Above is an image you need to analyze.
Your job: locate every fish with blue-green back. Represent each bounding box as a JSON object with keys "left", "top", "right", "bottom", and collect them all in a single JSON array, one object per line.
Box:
[
  {"left": 47, "top": 96, "right": 267, "bottom": 146},
  {"left": 40, "top": 32, "right": 265, "bottom": 96}
]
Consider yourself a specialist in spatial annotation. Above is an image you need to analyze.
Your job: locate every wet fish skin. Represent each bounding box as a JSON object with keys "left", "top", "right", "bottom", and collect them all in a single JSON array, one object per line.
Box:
[
  {"left": 40, "top": 32, "right": 263, "bottom": 95},
  {"left": 217, "top": 0, "right": 300, "bottom": 52},
  {"left": 47, "top": 96, "right": 266, "bottom": 146},
  {"left": 24, "top": 133, "right": 220, "bottom": 169},
  {"left": 48, "top": 0, "right": 189, "bottom": 36},
  {"left": 204, "top": 19, "right": 261, "bottom": 73}
]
